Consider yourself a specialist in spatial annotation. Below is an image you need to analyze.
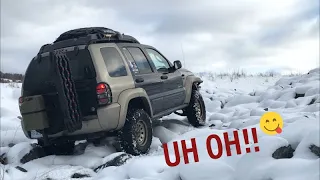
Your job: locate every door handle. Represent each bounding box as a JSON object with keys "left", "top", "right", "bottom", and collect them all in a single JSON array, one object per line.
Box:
[
  {"left": 135, "top": 77, "right": 144, "bottom": 83},
  {"left": 161, "top": 75, "right": 168, "bottom": 80}
]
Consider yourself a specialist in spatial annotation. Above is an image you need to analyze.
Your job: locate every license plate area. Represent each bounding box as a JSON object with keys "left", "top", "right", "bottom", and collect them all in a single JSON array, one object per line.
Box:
[{"left": 30, "top": 130, "right": 43, "bottom": 138}]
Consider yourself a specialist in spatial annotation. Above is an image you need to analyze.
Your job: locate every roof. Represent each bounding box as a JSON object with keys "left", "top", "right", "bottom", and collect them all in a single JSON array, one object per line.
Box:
[{"left": 38, "top": 27, "right": 140, "bottom": 54}]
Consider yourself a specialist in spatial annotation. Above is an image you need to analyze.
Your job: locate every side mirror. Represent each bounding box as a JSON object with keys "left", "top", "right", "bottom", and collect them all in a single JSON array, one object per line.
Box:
[{"left": 173, "top": 60, "right": 182, "bottom": 70}]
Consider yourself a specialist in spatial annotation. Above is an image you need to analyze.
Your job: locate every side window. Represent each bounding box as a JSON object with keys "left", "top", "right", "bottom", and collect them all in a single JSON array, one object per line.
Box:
[
  {"left": 100, "top": 47, "right": 127, "bottom": 77},
  {"left": 145, "top": 49, "right": 170, "bottom": 72},
  {"left": 126, "top": 47, "right": 153, "bottom": 74},
  {"left": 122, "top": 48, "right": 140, "bottom": 74}
]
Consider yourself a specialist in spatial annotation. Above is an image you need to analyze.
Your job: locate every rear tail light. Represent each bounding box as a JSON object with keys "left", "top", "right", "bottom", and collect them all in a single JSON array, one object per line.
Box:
[
  {"left": 96, "top": 82, "right": 112, "bottom": 106},
  {"left": 19, "top": 97, "right": 24, "bottom": 106}
]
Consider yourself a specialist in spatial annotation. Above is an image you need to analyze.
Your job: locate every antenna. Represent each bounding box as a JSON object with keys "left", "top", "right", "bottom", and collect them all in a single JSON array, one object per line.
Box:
[{"left": 180, "top": 42, "right": 186, "bottom": 68}]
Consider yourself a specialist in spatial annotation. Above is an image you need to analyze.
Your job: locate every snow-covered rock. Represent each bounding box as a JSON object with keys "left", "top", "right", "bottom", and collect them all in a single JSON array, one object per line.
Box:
[{"left": 1, "top": 68, "right": 319, "bottom": 180}]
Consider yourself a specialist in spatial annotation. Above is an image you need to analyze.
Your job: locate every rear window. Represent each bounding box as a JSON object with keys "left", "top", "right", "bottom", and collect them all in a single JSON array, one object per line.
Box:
[
  {"left": 100, "top": 47, "right": 128, "bottom": 77},
  {"left": 67, "top": 49, "right": 96, "bottom": 80},
  {"left": 23, "top": 48, "right": 96, "bottom": 95}
]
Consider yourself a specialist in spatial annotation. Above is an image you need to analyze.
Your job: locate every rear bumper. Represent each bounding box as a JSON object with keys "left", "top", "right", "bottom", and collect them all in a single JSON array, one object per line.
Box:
[
  {"left": 97, "top": 103, "right": 121, "bottom": 131},
  {"left": 22, "top": 103, "right": 121, "bottom": 139}
]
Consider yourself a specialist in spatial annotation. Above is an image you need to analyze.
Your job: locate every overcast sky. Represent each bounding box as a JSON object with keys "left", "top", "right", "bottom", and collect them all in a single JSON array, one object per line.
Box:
[{"left": 1, "top": 0, "right": 319, "bottom": 74}]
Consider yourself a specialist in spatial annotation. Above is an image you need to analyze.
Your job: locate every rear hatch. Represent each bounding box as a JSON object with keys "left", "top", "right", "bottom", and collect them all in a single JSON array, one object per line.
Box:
[{"left": 21, "top": 46, "right": 97, "bottom": 135}]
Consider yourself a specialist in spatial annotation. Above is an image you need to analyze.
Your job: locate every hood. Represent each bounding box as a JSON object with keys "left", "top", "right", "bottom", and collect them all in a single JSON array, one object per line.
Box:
[{"left": 179, "top": 68, "right": 194, "bottom": 76}]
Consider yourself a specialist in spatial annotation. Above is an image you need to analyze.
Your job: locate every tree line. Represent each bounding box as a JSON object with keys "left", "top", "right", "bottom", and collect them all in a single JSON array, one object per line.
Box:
[{"left": 0, "top": 71, "right": 24, "bottom": 82}]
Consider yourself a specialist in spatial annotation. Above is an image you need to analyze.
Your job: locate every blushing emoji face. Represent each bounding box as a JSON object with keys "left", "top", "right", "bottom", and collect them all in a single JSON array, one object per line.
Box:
[{"left": 260, "top": 112, "right": 283, "bottom": 135}]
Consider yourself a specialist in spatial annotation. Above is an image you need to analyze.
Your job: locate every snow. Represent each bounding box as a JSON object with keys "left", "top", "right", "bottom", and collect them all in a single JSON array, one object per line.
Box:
[
  {"left": 224, "top": 95, "right": 258, "bottom": 107},
  {"left": 279, "top": 117, "right": 319, "bottom": 148},
  {"left": 126, "top": 156, "right": 167, "bottom": 179},
  {"left": 294, "top": 129, "right": 320, "bottom": 159},
  {"left": 6, "top": 142, "right": 33, "bottom": 164},
  {"left": 32, "top": 165, "right": 95, "bottom": 180},
  {"left": 153, "top": 126, "right": 178, "bottom": 144},
  {"left": 179, "top": 159, "right": 235, "bottom": 180},
  {"left": 1, "top": 68, "right": 319, "bottom": 180},
  {"left": 236, "top": 158, "right": 320, "bottom": 180}
]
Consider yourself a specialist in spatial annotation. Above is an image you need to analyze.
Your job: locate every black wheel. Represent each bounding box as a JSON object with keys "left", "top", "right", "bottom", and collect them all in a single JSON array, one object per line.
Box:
[
  {"left": 118, "top": 108, "right": 153, "bottom": 155},
  {"left": 38, "top": 140, "right": 75, "bottom": 155},
  {"left": 186, "top": 89, "right": 206, "bottom": 127}
]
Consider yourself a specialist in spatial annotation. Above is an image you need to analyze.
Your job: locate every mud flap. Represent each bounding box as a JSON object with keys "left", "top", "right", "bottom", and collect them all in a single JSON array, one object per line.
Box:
[{"left": 52, "top": 50, "right": 83, "bottom": 133}]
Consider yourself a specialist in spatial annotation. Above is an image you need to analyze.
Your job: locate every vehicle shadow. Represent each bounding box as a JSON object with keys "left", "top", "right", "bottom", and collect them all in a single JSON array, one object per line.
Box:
[{"left": 152, "top": 118, "right": 190, "bottom": 128}]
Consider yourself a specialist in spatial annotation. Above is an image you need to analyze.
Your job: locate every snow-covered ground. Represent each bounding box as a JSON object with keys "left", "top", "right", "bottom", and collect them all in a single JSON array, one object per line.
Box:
[{"left": 0, "top": 68, "right": 319, "bottom": 180}]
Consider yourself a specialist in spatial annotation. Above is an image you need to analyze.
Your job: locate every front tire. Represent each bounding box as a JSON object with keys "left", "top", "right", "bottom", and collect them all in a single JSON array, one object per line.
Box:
[
  {"left": 186, "top": 89, "right": 206, "bottom": 127},
  {"left": 118, "top": 108, "right": 153, "bottom": 155}
]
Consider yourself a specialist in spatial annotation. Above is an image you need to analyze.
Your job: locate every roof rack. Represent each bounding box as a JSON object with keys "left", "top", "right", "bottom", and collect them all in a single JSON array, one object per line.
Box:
[{"left": 38, "top": 27, "right": 140, "bottom": 54}]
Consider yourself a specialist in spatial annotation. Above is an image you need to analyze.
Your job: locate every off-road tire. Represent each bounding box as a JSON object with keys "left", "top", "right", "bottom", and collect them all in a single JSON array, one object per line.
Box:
[
  {"left": 118, "top": 108, "right": 153, "bottom": 156},
  {"left": 186, "top": 89, "right": 206, "bottom": 127},
  {"left": 38, "top": 140, "right": 75, "bottom": 156}
]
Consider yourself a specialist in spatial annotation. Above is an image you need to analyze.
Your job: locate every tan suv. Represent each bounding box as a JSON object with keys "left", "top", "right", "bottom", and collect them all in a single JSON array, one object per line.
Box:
[{"left": 19, "top": 27, "right": 206, "bottom": 155}]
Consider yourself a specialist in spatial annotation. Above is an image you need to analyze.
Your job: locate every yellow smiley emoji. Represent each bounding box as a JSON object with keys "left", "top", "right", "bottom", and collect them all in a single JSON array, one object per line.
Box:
[{"left": 260, "top": 112, "right": 283, "bottom": 135}]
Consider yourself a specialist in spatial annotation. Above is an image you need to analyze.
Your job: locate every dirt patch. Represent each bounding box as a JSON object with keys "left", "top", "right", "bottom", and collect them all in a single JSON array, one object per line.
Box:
[
  {"left": 272, "top": 145, "right": 295, "bottom": 159},
  {"left": 294, "top": 93, "right": 305, "bottom": 99},
  {"left": 0, "top": 153, "right": 7, "bottom": 165},
  {"left": 71, "top": 173, "right": 91, "bottom": 178},
  {"left": 94, "top": 153, "right": 132, "bottom": 172},
  {"left": 309, "top": 144, "right": 320, "bottom": 158}
]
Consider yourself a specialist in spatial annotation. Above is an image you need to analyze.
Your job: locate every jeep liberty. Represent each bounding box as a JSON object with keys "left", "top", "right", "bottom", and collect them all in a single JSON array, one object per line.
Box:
[{"left": 18, "top": 27, "right": 206, "bottom": 155}]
